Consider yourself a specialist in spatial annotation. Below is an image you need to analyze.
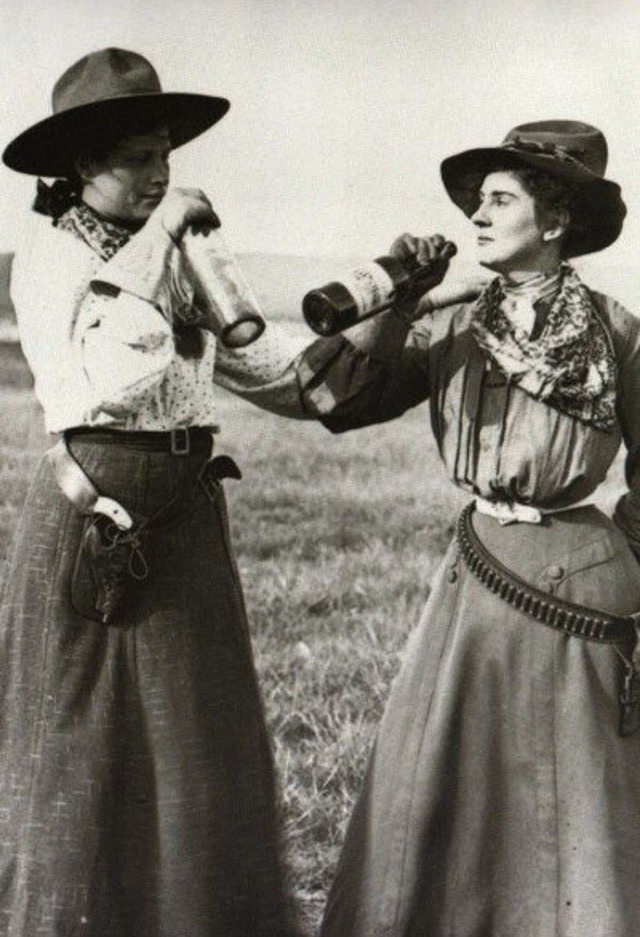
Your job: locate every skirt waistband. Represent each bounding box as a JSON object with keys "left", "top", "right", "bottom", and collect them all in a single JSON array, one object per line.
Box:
[{"left": 457, "top": 502, "right": 636, "bottom": 644}]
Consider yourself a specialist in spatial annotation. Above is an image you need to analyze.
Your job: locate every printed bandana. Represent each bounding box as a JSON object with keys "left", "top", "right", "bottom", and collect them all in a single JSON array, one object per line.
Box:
[
  {"left": 55, "top": 202, "right": 134, "bottom": 260},
  {"left": 471, "top": 264, "right": 616, "bottom": 431}
]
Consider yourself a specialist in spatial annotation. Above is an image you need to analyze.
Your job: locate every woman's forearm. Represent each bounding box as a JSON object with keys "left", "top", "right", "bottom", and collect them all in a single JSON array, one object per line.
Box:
[{"left": 338, "top": 307, "right": 414, "bottom": 362}]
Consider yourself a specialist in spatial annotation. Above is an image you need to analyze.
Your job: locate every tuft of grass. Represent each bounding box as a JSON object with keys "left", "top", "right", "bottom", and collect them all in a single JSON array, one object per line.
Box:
[{"left": 0, "top": 351, "right": 626, "bottom": 935}]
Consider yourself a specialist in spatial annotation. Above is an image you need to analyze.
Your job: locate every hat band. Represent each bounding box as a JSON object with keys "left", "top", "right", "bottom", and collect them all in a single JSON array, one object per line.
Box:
[{"left": 501, "top": 137, "right": 587, "bottom": 169}]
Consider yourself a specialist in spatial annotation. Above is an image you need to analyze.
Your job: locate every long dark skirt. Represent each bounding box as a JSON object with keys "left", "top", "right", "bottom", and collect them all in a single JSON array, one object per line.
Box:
[
  {"left": 0, "top": 438, "right": 297, "bottom": 937},
  {"left": 321, "top": 505, "right": 640, "bottom": 937}
]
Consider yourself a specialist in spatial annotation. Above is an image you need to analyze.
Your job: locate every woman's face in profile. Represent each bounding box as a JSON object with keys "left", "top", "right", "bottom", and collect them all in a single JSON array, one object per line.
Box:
[
  {"left": 78, "top": 125, "right": 171, "bottom": 224},
  {"left": 470, "top": 170, "right": 550, "bottom": 273}
]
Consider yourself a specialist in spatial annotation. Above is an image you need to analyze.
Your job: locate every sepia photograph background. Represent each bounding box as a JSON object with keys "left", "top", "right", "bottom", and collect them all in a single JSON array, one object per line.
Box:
[{"left": 1, "top": 0, "right": 639, "bottom": 930}]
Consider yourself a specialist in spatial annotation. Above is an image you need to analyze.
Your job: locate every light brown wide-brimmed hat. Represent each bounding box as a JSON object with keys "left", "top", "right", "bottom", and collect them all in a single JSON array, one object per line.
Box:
[
  {"left": 440, "top": 120, "right": 626, "bottom": 257},
  {"left": 2, "top": 47, "right": 230, "bottom": 178}
]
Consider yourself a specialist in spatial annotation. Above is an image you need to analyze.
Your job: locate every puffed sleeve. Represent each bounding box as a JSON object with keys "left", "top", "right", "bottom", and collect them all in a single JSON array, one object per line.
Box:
[
  {"left": 214, "top": 306, "right": 434, "bottom": 426},
  {"left": 79, "top": 217, "right": 180, "bottom": 417},
  {"left": 296, "top": 308, "right": 434, "bottom": 432},
  {"left": 12, "top": 213, "right": 182, "bottom": 423},
  {"left": 214, "top": 322, "right": 315, "bottom": 417},
  {"left": 609, "top": 296, "right": 640, "bottom": 560},
  {"left": 78, "top": 291, "right": 175, "bottom": 419}
]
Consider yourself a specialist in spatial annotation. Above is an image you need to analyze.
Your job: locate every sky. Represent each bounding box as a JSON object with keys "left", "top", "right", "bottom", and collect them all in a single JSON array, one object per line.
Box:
[{"left": 2, "top": 0, "right": 640, "bottom": 305}]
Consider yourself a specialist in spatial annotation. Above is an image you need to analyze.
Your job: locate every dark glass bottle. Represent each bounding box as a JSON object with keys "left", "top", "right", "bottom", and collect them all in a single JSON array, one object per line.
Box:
[{"left": 302, "top": 245, "right": 456, "bottom": 336}]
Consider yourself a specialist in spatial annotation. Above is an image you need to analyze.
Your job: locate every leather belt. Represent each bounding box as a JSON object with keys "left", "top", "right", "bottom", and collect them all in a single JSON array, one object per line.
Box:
[
  {"left": 457, "top": 502, "right": 636, "bottom": 644},
  {"left": 65, "top": 426, "right": 217, "bottom": 456},
  {"left": 49, "top": 429, "right": 239, "bottom": 530}
]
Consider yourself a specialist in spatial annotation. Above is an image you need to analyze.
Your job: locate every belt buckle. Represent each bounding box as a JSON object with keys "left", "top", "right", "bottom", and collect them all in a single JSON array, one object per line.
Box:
[{"left": 170, "top": 428, "right": 190, "bottom": 455}]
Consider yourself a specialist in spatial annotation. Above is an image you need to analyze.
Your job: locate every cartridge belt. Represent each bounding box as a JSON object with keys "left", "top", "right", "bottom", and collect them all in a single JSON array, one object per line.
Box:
[{"left": 456, "top": 502, "right": 634, "bottom": 644}]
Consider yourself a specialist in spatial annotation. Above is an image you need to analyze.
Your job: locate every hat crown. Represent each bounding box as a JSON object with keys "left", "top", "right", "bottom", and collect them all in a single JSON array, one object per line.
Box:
[
  {"left": 502, "top": 120, "right": 608, "bottom": 177},
  {"left": 52, "top": 48, "right": 162, "bottom": 115},
  {"left": 3, "top": 46, "right": 229, "bottom": 177}
]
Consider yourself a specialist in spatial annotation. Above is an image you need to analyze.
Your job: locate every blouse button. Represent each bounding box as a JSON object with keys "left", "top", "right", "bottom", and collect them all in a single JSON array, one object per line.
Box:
[
  {"left": 447, "top": 569, "right": 458, "bottom": 584},
  {"left": 547, "top": 564, "right": 564, "bottom": 580}
]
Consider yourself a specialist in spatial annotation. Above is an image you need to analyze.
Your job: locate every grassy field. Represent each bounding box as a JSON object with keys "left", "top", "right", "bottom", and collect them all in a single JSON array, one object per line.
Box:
[{"left": 0, "top": 348, "right": 627, "bottom": 933}]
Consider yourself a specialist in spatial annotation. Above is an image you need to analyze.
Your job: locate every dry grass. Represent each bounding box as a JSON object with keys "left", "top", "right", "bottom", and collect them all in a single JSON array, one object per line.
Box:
[
  {"left": 217, "top": 401, "right": 469, "bottom": 930},
  {"left": 0, "top": 352, "right": 626, "bottom": 934}
]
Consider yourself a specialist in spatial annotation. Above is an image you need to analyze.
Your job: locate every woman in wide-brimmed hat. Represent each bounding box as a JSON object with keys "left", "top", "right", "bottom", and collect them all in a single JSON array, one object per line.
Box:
[
  {"left": 293, "top": 121, "right": 640, "bottom": 936},
  {"left": 0, "top": 46, "right": 313, "bottom": 937}
]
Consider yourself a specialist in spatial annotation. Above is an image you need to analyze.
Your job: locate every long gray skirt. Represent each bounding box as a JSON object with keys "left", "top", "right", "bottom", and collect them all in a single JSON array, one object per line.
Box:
[
  {"left": 0, "top": 438, "right": 297, "bottom": 937},
  {"left": 321, "top": 505, "right": 640, "bottom": 937}
]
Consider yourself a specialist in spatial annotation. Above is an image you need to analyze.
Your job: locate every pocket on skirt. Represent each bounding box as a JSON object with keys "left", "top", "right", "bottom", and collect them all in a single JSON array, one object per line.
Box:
[{"left": 539, "top": 531, "right": 640, "bottom": 616}]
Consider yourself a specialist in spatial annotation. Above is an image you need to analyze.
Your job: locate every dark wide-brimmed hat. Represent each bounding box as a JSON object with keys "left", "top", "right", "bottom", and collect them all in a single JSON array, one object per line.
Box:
[
  {"left": 440, "top": 121, "right": 626, "bottom": 257},
  {"left": 2, "top": 47, "right": 230, "bottom": 178}
]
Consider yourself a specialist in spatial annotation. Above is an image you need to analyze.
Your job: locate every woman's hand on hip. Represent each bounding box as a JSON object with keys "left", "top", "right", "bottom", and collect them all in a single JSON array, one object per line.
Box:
[{"left": 155, "top": 188, "right": 221, "bottom": 243}]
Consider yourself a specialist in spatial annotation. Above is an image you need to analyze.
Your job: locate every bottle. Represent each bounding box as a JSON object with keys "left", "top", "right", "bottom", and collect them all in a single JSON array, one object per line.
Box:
[
  {"left": 180, "top": 224, "right": 266, "bottom": 348},
  {"left": 302, "top": 242, "right": 456, "bottom": 337}
]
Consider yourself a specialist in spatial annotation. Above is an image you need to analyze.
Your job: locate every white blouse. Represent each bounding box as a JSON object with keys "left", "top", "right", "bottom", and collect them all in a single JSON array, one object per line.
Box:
[{"left": 11, "top": 214, "right": 313, "bottom": 433}]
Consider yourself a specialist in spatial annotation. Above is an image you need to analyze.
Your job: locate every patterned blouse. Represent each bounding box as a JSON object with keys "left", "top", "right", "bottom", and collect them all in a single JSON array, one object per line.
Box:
[{"left": 11, "top": 211, "right": 314, "bottom": 433}]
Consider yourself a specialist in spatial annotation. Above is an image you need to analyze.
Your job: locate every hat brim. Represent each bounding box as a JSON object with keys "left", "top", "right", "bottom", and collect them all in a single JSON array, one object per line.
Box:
[
  {"left": 2, "top": 92, "right": 230, "bottom": 177},
  {"left": 440, "top": 146, "right": 626, "bottom": 257}
]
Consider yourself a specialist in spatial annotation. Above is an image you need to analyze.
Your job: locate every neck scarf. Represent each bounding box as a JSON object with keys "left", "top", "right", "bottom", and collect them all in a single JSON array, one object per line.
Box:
[
  {"left": 471, "top": 263, "right": 616, "bottom": 431},
  {"left": 55, "top": 201, "right": 136, "bottom": 261}
]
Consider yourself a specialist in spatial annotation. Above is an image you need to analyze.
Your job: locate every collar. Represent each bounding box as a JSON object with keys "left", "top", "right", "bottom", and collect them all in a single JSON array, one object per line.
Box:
[
  {"left": 497, "top": 268, "right": 563, "bottom": 338},
  {"left": 499, "top": 267, "right": 563, "bottom": 307}
]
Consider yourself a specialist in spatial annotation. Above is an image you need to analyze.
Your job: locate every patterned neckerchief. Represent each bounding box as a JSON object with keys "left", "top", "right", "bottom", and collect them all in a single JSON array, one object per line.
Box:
[
  {"left": 471, "top": 263, "right": 617, "bottom": 431},
  {"left": 55, "top": 202, "right": 137, "bottom": 260}
]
